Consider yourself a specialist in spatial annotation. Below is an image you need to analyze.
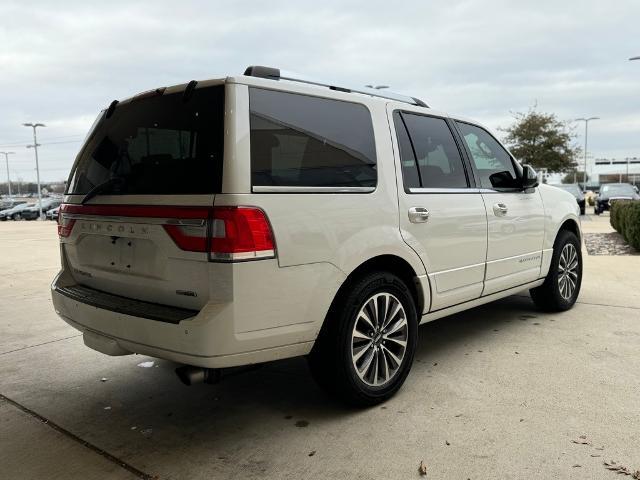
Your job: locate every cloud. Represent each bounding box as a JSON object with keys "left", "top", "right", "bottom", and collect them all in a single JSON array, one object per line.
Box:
[{"left": 0, "top": 0, "right": 638, "bottom": 181}]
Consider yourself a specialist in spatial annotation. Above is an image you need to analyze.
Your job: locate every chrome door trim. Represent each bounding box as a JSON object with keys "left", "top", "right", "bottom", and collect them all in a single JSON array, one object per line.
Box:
[
  {"left": 408, "top": 207, "right": 430, "bottom": 223},
  {"left": 252, "top": 186, "right": 376, "bottom": 193},
  {"left": 408, "top": 187, "right": 487, "bottom": 194}
]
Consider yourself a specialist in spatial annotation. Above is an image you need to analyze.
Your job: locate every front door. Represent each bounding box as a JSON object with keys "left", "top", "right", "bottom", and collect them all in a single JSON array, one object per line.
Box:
[
  {"left": 390, "top": 108, "right": 488, "bottom": 312},
  {"left": 454, "top": 121, "right": 545, "bottom": 296}
]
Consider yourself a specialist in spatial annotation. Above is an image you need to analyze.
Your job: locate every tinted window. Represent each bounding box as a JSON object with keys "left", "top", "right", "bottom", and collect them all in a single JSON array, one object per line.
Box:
[
  {"left": 393, "top": 111, "right": 420, "bottom": 190},
  {"left": 249, "top": 88, "right": 376, "bottom": 188},
  {"left": 601, "top": 184, "right": 635, "bottom": 196},
  {"left": 67, "top": 86, "right": 224, "bottom": 195},
  {"left": 456, "top": 122, "right": 519, "bottom": 190},
  {"left": 400, "top": 113, "right": 468, "bottom": 189}
]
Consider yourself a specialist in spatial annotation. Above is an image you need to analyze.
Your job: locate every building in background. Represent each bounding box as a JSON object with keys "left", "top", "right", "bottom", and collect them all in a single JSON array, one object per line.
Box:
[{"left": 592, "top": 158, "right": 640, "bottom": 186}]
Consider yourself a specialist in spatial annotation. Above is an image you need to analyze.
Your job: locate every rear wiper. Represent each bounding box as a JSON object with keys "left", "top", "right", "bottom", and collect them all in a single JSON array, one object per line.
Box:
[{"left": 81, "top": 177, "right": 124, "bottom": 204}]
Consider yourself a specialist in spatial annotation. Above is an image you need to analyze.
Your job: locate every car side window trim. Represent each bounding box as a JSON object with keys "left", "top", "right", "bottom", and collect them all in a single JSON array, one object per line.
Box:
[
  {"left": 408, "top": 187, "right": 493, "bottom": 194},
  {"left": 252, "top": 186, "right": 375, "bottom": 193},
  {"left": 452, "top": 120, "right": 523, "bottom": 194},
  {"left": 393, "top": 109, "right": 476, "bottom": 194}
]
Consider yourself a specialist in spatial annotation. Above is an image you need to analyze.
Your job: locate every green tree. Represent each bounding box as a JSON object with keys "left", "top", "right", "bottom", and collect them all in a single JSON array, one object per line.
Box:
[{"left": 502, "top": 108, "right": 581, "bottom": 172}]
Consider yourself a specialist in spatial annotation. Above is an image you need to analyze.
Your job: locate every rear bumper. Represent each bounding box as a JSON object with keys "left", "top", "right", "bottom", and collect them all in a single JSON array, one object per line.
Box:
[{"left": 51, "top": 260, "right": 345, "bottom": 368}]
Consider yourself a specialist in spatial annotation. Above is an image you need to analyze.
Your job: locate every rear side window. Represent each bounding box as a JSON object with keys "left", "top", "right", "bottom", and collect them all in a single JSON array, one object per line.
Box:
[
  {"left": 395, "top": 112, "right": 469, "bottom": 190},
  {"left": 249, "top": 88, "right": 377, "bottom": 188},
  {"left": 66, "top": 85, "right": 225, "bottom": 195}
]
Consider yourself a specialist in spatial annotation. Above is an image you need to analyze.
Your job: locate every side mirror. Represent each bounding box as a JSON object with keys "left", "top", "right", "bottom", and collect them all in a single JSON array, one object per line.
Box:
[{"left": 521, "top": 165, "right": 539, "bottom": 189}]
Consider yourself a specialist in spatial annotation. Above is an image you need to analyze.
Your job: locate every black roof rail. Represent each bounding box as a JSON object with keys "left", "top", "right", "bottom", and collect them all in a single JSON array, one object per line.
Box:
[{"left": 243, "top": 65, "right": 429, "bottom": 108}]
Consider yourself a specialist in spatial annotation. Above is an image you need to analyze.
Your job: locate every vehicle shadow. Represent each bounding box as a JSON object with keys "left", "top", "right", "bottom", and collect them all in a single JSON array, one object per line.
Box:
[{"left": 34, "top": 293, "right": 544, "bottom": 477}]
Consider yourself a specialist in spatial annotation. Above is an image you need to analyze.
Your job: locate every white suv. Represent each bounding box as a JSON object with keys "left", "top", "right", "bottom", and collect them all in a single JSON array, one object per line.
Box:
[{"left": 52, "top": 66, "right": 583, "bottom": 406}]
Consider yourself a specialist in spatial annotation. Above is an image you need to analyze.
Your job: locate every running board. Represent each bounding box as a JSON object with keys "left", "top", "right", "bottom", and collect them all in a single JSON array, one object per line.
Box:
[{"left": 419, "top": 278, "right": 545, "bottom": 324}]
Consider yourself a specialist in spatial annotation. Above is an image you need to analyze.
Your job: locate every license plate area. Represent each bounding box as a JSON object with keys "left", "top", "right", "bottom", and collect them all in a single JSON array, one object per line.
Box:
[{"left": 75, "top": 220, "right": 160, "bottom": 276}]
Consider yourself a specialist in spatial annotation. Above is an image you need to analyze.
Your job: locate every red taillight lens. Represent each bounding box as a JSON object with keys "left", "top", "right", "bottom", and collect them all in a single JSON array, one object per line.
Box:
[
  {"left": 210, "top": 207, "right": 275, "bottom": 259},
  {"left": 162, "top": 222, "right": 209, "bottom": 252},
  {"left": 54, "top": 204, "right": 275, "bottom": 262},
  {"left": 162, "top": 206, "right": 275, "bottom": 261},
  {"left": 57, "top": 204, "right": 76, "bottom": 238}
]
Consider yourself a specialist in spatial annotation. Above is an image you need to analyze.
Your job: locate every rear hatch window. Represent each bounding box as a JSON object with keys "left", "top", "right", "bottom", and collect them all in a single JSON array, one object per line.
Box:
[{"left": 66, "top": 85, "right": 224, "bottom": 196}]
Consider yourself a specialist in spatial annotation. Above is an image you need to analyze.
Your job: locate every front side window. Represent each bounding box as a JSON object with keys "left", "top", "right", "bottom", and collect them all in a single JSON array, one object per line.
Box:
[
  {"left": 395, "top": 112, "right": 469, "bottom": 189},
  {"left": 455, "top": 122, "right": 520, "bottom": 190},
  {"left": 249, "top": 88, "right": 377, "bottom": 188}
]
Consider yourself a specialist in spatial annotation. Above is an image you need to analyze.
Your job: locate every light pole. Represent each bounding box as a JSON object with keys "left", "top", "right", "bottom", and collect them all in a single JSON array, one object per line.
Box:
[
  {"left": 0, "top": 151, "right": 15, "bottom": 198},
  {"left": 575, "top": 117, "right": 599, "bottom": 192},
  {"left": 23, "top": 122, "right": 46, "bottom": 219}
]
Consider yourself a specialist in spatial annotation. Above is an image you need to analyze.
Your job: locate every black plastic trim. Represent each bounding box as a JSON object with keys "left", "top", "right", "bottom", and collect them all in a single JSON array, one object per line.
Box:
[{"left": 55, "top": 285, "right": 198, "bottom": 324}]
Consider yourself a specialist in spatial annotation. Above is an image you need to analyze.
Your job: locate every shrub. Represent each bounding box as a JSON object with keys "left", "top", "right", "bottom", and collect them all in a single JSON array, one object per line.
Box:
[
  {"left": 626, "top": 205, "right": 640, "bottom": 251},
  {"left": 610, "top": 201, "right": 640, "bottom": 250}
]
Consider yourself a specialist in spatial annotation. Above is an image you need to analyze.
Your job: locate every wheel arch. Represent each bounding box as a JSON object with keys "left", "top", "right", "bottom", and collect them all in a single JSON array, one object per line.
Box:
[
  {"left": 324, "top": 254, "right": 427, "bottom": 330},
  {"left": 556, "top": 217, "right": 582, "bottom": 245}
]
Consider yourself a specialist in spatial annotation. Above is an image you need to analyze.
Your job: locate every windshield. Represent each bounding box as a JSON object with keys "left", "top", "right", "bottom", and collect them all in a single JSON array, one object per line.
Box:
[
  {"left": 600, "top": 184, "right": 635, "bottom": 197},
  {"left": 66, "top": 85, "right": 224, "bottom": 195},
  {"left": 553, "top": 184, "right": 581, "bottom": 195}
]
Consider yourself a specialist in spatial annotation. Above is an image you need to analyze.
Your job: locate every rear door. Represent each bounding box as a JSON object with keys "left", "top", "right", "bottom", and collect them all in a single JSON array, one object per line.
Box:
[
  {"left": 60, "top": 83, "right": 226, "bottom": 310},
  {"left": 390, "top": 108, "right": 488, "bottom": 311},
  {"left": 454, "top": 121, "right": 545, "bottom": 295}
]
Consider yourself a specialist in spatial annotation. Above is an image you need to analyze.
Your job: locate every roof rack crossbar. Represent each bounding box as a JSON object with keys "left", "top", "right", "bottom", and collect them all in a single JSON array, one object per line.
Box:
[{"left": 243, "top": 65, "right": 429, "bottom": 108}]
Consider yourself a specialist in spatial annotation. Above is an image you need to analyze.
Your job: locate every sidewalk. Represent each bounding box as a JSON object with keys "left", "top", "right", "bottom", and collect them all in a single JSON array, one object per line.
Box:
[{"left": 1, "top": 219, "right": 639, "bottom": 479}]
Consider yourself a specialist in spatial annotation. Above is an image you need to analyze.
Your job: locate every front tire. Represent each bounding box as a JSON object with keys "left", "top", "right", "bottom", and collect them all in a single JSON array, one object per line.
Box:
[
  {"left": 530, "top": 230, "right": 582, "bottom": 312},
  {"left": 308, "top": 271, "right": 418, "bottom": 407}
]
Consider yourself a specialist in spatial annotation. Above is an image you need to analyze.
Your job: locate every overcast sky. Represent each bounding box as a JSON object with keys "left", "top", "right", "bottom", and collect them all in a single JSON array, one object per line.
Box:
[{"left": 0, "top": 0, "right": 638, "bottom": 182}]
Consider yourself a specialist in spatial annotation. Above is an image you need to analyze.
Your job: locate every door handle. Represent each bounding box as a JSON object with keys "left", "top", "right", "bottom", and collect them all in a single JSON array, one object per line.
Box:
[
  {"left": 493, "top": 203, "right": 508, "bottom": 216},
  {"left": 408, "top": 207, "right": 430, "bottom": 223}
]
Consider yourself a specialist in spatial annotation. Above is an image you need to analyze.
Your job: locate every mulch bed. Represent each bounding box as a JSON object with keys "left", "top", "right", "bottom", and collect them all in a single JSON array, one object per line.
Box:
[{"left": 584, "top": 232, "right": 639, "bottom": 256}]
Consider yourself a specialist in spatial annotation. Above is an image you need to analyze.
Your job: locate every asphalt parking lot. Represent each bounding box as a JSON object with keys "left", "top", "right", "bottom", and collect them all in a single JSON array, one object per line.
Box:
[{"left": 1, "top": 215, "right": 639, "bottom": 479}]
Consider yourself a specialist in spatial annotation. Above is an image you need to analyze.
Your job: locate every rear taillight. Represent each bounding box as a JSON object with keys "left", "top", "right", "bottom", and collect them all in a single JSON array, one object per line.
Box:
[
  {"left": 163, "top": 206, "right": 275, "bottom": 261},
  {"left": 57, "top": 204, "right": 76, "bottom": 238},
  {"left": 209, "top": 207, "right": 275, "bottom": 260},
  {"left": 54, "top": 204, "right": 275, "bottom": 262}
]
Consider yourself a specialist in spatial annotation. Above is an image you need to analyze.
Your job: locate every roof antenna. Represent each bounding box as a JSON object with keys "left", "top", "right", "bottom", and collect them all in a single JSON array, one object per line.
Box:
[
  {"left": 183, "top": 80, "right": 198, "bottom": 102},
  {"left": 105, "top": 100, "right": 119, "bottom": 119}
]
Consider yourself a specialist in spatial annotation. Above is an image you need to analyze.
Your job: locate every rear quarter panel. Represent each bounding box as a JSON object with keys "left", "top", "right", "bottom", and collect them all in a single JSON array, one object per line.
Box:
[{"left": 220, "top": 82, "right": 426, "bottom": 278}]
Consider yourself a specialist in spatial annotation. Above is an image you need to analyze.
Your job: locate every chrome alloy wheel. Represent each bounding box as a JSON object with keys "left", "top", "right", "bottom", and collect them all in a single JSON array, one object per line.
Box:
[
  {"left": 558, "top": 243, "right": 579, "bottom": 300},
  {"left": 351, "top": 292, "right": 409, "bottom": 387}
]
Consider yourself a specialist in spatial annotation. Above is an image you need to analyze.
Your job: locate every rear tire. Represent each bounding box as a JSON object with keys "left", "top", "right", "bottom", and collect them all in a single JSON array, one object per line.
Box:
[
  {"left": 530, "top": 230, "right": 582, "bottom": 312},
  {"left": 308, "top": 271, "right": 418, "bottom": 407}
]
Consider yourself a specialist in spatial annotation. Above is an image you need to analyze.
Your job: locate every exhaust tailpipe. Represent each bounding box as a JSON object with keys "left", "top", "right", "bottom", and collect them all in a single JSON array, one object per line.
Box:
[{"left": 175, "top": 366, "right": 220, "bottom": 386}]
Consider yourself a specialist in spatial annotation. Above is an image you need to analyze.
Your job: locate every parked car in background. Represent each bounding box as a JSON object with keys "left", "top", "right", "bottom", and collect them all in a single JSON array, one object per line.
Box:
[
  {"left": 52, "top": 67, "right": 583, "bottom": 406},
  {"left": 550, "top": 184, "right": 586, "bottom": 215},
  {"left": 0, "top": 200, "right": 27, "bottom": 210},
  {"left": 46, "top": 206, "right": 60, "bottom": 221},
  {"left": 22, "top": 199, "right": 62, "bottom": 220},
  {"left": 0, "top": 202, "right": 34, "bottom": 221},
  {"left": 595, "top": 183, "right": 640, "bottom": 215}
]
